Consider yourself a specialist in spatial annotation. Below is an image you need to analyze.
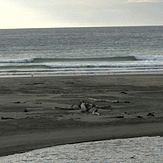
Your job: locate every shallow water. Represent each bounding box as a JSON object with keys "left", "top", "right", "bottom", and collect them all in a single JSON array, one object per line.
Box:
[{"left": 0, "top": 136, "right": 163, "bottom": 163}]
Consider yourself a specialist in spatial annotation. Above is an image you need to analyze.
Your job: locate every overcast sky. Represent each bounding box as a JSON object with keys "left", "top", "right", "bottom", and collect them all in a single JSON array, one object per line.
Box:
[{"left": 0, "top": 0, "right": 163, "bottom": 29}]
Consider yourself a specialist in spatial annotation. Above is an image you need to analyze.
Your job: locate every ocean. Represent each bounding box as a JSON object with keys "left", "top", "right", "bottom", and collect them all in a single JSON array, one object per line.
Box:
[
  {"left": 0, "top": 136, "right": 163, "bottom": 162},
  {"left": 0, "top": 26, "right": 163, "bottom": 77}
]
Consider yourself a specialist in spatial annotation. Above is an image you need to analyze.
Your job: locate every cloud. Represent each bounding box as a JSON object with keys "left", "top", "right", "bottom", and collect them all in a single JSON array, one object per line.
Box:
[
  {"left": 0, "top": 0, "right": 55, "bottom": 29},
  {"left": 0, "top": 0, "right": 163, "bottom": 29}
]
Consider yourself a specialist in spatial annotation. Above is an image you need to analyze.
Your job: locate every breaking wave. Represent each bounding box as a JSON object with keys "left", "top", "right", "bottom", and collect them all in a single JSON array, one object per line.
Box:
[
  {"left": 1, "top": 55, "right": 163, "bottom": 64},
  {"left": 0, "top": 58, "right": 34, "bottom": 63},
  {"left": 0, "top": 55, "right": 163, "bottom": 76}
]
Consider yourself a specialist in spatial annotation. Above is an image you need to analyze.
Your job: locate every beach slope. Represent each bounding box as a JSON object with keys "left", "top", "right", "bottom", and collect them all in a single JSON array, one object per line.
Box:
[{"left": 0, "top": 75, "right": 163, "bottom": 156}]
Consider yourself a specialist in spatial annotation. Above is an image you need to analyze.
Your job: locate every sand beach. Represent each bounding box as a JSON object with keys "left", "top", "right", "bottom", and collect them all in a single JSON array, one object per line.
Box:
[{"left": 0, "top": 74, "right": 163, "bottom": 156}]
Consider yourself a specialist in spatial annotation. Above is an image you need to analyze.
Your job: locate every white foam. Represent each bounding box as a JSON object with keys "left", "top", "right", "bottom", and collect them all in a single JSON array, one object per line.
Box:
[
  {"left": 135, "top": 55, "right": 163, "bottom": 61},
  {"left": 44, "top": 60, "right": 163, "bottom": 69},
  {"left": 1, "top": 55, "right": 163, "bottom": 77},
  {"left": 0, "top": 136, "right": 163, "bottom": 163},
  {"left": 0, "top": 58, "right": 34, "bottom": 63}
]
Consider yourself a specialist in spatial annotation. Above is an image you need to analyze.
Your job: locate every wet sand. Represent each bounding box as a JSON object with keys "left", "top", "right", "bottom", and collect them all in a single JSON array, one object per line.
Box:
[{"left": 0, "top": 74, "right": 163, "bottom": 156}]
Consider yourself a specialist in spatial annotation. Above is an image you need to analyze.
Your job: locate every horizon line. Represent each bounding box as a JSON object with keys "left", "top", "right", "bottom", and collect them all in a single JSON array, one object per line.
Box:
[{"left": 0, "top": 24, "right": 163, "bottom": 30}]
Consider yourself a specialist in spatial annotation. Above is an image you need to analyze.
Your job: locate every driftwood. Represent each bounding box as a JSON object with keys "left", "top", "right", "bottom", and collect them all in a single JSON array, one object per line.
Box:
[
  {"left": 24, "top": 108, "right": 44, "bottom": 112},
  {"left": 79, "top": 101, "right": 102, "bottom": 115},
  {"left": 115, "top": 115, "right": 124, "bottom": 118},
  {"left": 96, "top": 105, "right": 113, "bottom": 110},
  {"left": 1, "top": 117, "right": 15, "bottom": 120},
  {"left": 147, "top": 112, "right": 155, "bottom": 117},
  {"left": 53, "top": 99, "right": 114, "bottom": 116},
  {"left": 55, "top": 104, "right": 80, "bottom": 111},
  {"left": 87, "top": 97, "right": 116, "bottom": 102},
  {"left": 92, "top": 110, "right": 101, "bottom": 116},
  {"left": 1, "top": 113, "right": 17, "bottom": 120},
  {"left": 87, "top": 97, "right": 130, "bottom": 104}
]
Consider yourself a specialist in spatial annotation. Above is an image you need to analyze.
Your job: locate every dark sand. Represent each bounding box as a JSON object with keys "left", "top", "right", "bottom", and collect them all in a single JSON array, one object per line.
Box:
[{"left": 0, "top": 75, "right": 163, "bottom": 156}]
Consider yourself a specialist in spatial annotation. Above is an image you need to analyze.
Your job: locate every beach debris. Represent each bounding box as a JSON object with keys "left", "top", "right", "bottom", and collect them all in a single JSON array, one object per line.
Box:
[
  {"left": 14, "top": 101, "right": 21, "bottom": 104},
  {"left": 24, "top": 108, "right": 44, "bottom": 112},
  {"left": 26, "top": 82, "right": 45, "bottom": 85},
  {"left": 130, "top": 155, "right": 136, "bottom": 159},
  {"left": 113, "top": 100, "right": 130, "bottom": 103},
  {"left": 97, "top": 105, "right": 113, "bottom": 110},
  {"left": 1, "top": 113, "right": 17, "bottom": 120},
  {"left": 115, "top": 115, "right": 124, "bottom": 118},
  {"left": 24, "top": 108, "right": 29, "bottom": 112},
  {"left": 121, "top": 91, "right": 127, "bottom": 94},
  {"left": 147, "top": 112, "right": 155, "bottom": 117},
  {"left": 87, "top": 97, "right": 130, "bottom": 104},
  {"left": 35, "top": 102, "right": 42, "bottom": 104},
  {"left": 68, "top": 104, "right": 79, "bottom": 110},
  {"left": 54, "top": 100, "right": 113, "bottom": 116},
  {"left": 92, "top": 108, "right": 101, "bottom": 116},
  {"left": 88, "top": 97, "right": 115, "bottom": 103},
  {"left": 1, "top": 117, "right": 15, "bottom": 120},
  {"left": 79, "top": 100, "right": 101, "bottom": 115},
  {"left": 137, "top": 115, "right": 143, "bottom": 119},
  {"left": 55, "top": 105, "right": 79, "bottom": 111},
  {"left": 79, "top": 100, "right": 92, "bottom": 113},
  {"left": 113, "top": 100, "right": 119, "bottom": 103}
]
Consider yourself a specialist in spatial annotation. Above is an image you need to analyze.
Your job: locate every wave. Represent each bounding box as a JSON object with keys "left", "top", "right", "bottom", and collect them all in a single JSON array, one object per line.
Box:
[
  {"left": 44, "top": 61, "right": 163, "bottom": 69},
  {"left": 0, "top": 58, "right": 34, "bottom": 63},
  {"left": 0, "top": 56, "right": 137, "bottom": 63},
  {"left": 1, "top": 62, "right": 163, "bottom": 70},
  {"left": 1, "top": 60, "right": 163, "bottom": 76},
  {"left": 134, "top": 55, "right": 163, "bottom": 61},
  {"left": 1, "top": 55, "right": 163, "bottom": 64}
]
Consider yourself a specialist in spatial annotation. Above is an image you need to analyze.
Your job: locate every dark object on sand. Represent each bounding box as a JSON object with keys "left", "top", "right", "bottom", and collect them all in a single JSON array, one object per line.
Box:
[
  {"left": 24, "top": 108, "right": 44, "bottom": 112},
  {"left": 14, "top": 101, "right": 21, "bottom": 104},
  {"left": 1, "top": 117, "right": 15, "bottom": 120},
  {"left": 79, "top": 101, "right": 100, "bottom": 115},
  {"left": 137, "top": 115, "right": 143, "bottom": 119},
  {"left": 79, "top": 101, "right": 90, "bottom": 113},
  {"left": 121, "top": 91, "right": 127, "bottom": 94},
  {"left": 115, "top": 116, "right": 124, "bottom": 118},
  {"left": 147, "top": 113, "right": 155, "bottom": 117},
  {"left": 24, "top": 109, "right": 28, "bottom": 112}
]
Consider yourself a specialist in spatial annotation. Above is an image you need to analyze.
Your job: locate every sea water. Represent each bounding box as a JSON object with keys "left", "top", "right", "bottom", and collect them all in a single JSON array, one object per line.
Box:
[
  {"left": 0, "top": 136, "right": 163, "bottom": 162},
  {"left": 0, "top": 26, "right": 163, "bottom": 76}
]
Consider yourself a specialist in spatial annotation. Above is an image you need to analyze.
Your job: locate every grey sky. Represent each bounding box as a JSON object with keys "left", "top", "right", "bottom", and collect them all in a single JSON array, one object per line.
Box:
[{"left": 0, "top": 0, "right": 163, "bottom": 29}]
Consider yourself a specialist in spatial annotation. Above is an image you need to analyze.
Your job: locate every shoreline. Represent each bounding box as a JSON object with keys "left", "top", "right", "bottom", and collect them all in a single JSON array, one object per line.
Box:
[
  {"left": 0, "top": 71, "right": 163, "bottom": 79},
  {"left": 0, "top": 74, "right": 163, "bottom": 156}
]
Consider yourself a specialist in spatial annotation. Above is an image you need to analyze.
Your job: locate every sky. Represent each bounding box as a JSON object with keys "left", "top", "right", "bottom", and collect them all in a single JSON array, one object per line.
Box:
[{"left": 0, "top": 0, "right": 163, "bottom": 29}]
